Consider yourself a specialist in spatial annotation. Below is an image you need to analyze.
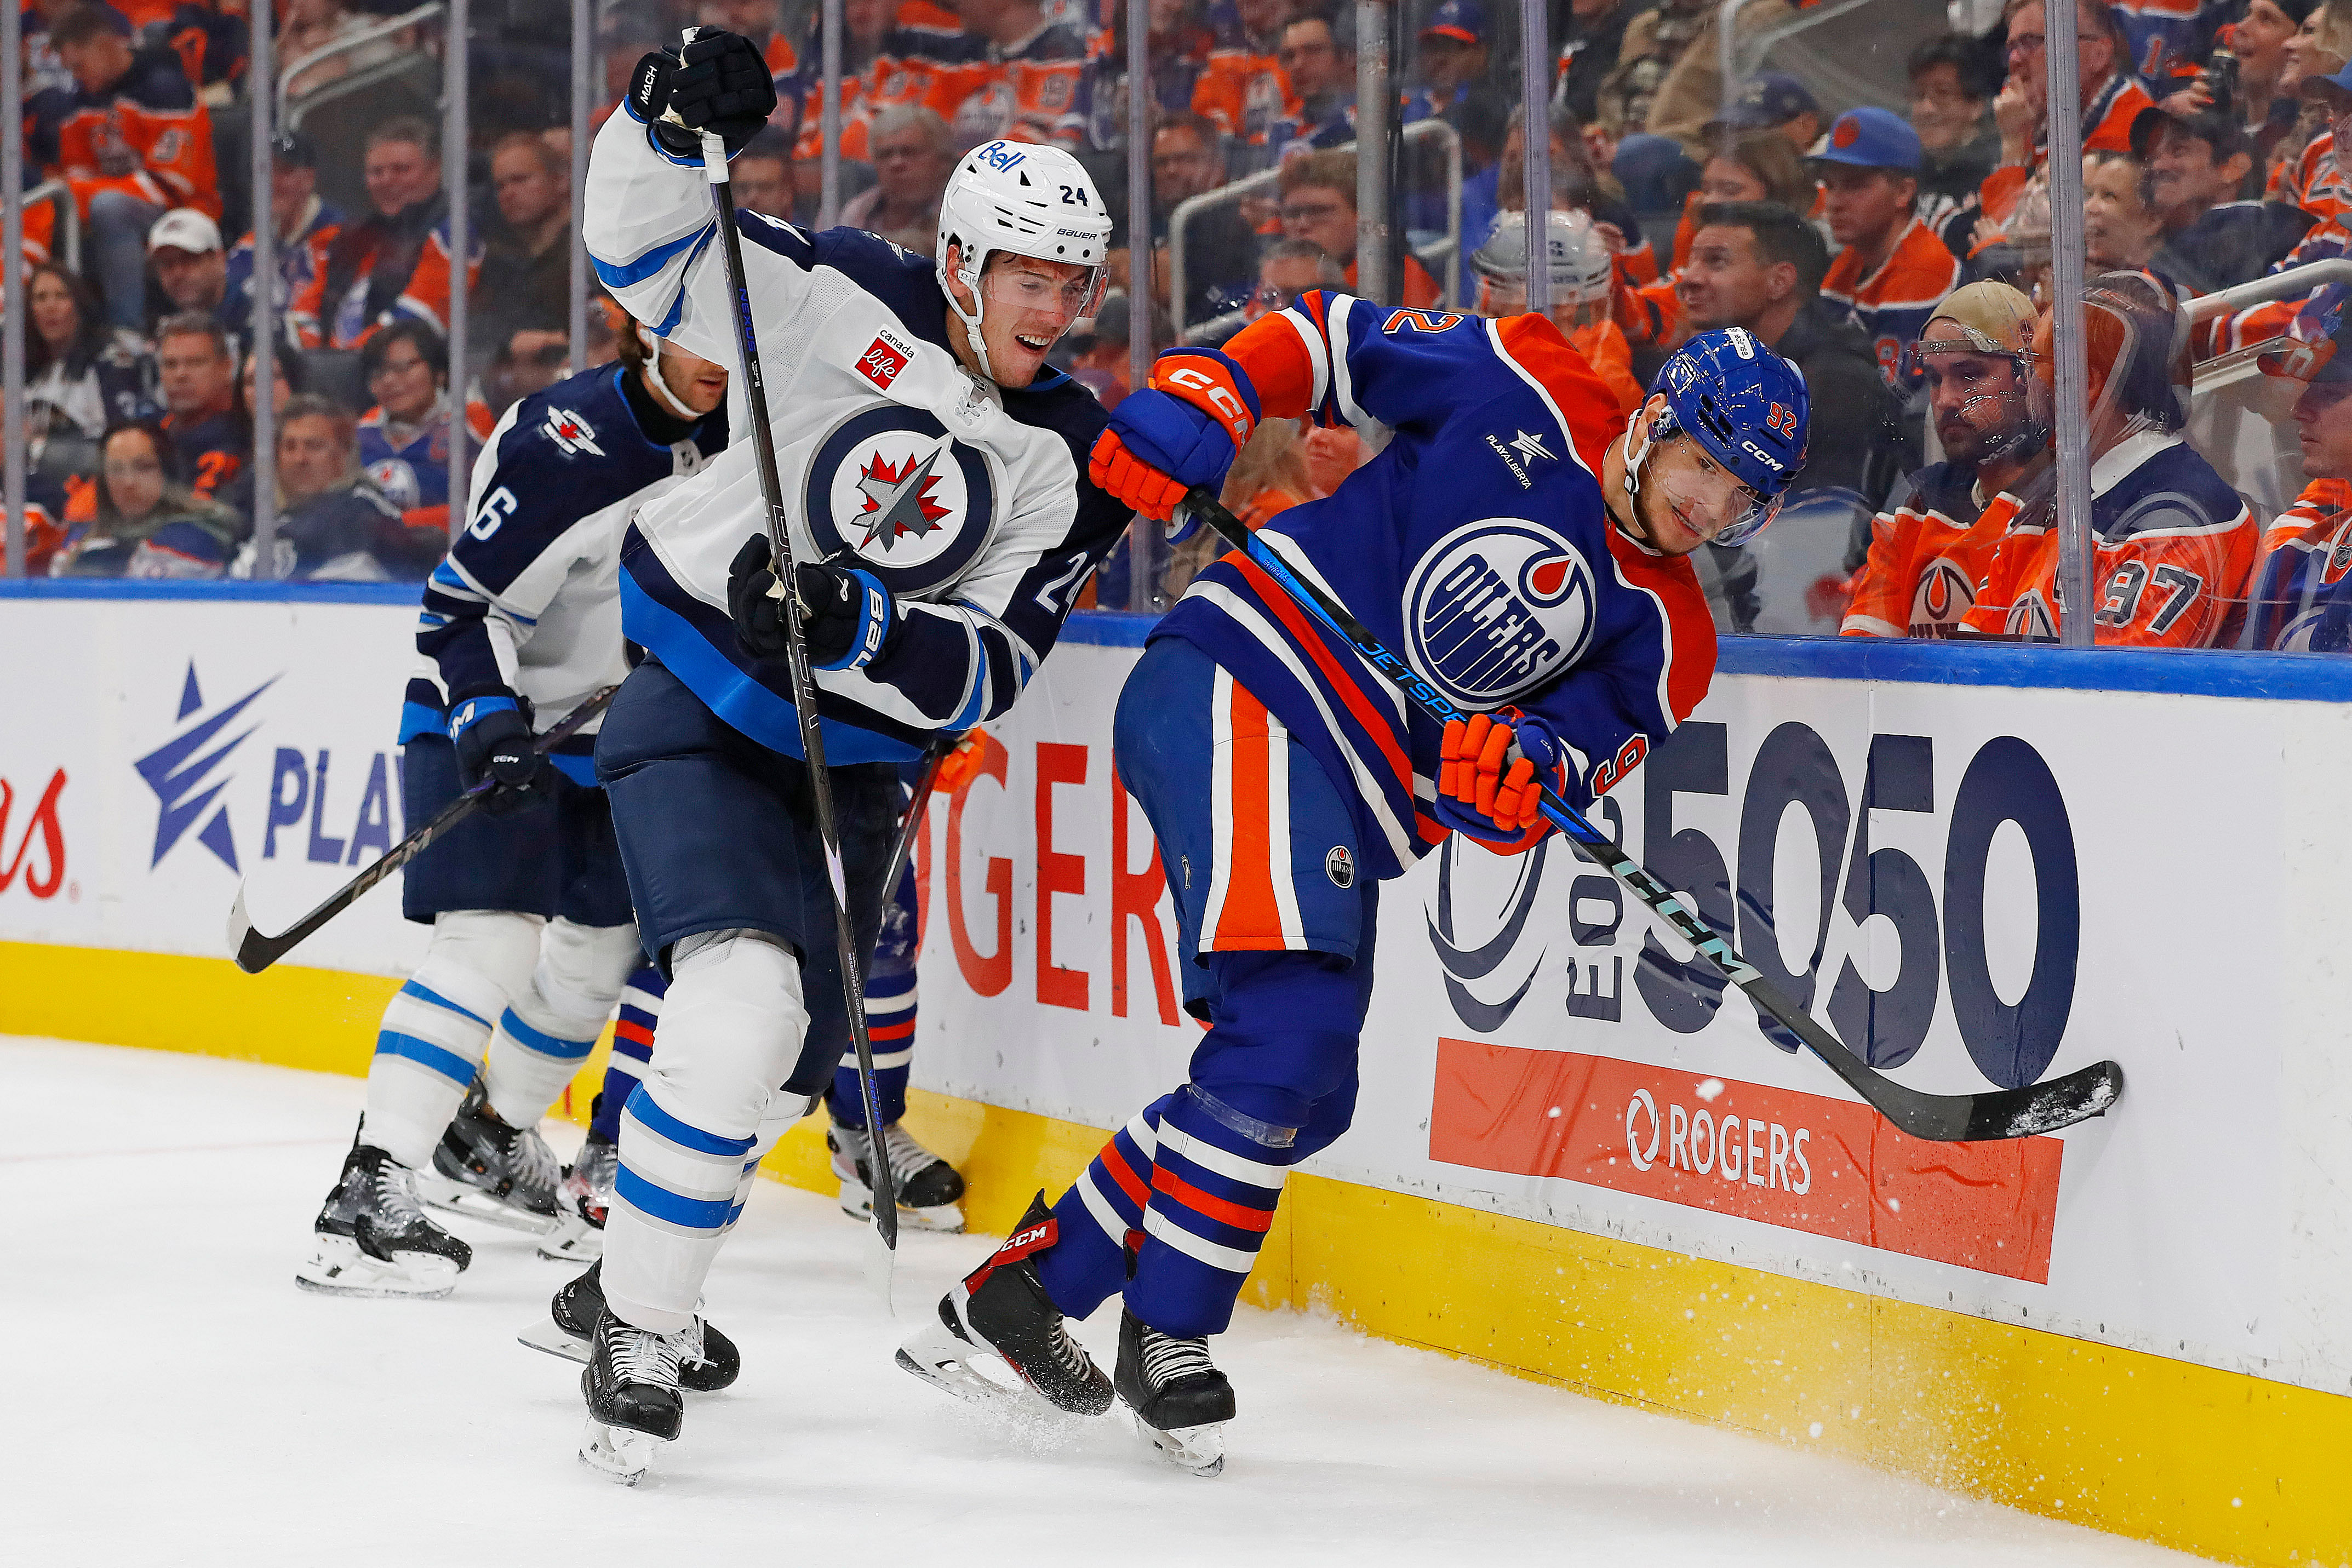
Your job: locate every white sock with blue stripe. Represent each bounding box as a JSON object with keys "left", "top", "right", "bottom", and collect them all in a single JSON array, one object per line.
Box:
[
  {"left": 602, "top": 930, "right": 809, "bottom": 1332},
  {"left": 480, "top": 918, "right": 640, "bottom": 1126},
  {"left": 359, "top": 910, "right": 542, "bottom": 1170}
]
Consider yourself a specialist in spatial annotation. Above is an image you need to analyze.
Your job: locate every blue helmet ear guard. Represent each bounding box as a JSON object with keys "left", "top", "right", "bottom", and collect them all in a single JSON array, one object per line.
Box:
[{"left": 1645, "top": 327, "right": 1811, "bottom": 547}]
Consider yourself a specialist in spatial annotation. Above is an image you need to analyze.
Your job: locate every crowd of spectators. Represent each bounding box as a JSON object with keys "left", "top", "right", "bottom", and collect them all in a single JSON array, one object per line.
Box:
[{"left": 10, "top": 0, "right": 2352, "bottom": 649}]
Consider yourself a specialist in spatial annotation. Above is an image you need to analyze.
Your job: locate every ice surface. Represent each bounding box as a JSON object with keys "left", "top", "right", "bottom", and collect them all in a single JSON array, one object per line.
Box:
[{"left": 3, "top": 1037, "right": 2216, "bottom": 1566}]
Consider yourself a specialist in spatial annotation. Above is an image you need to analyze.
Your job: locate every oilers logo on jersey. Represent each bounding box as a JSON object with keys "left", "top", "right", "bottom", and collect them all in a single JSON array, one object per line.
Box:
[
  {"left": 1403, "top": 521, "right": 1598, "bottom": 707},
  {"left": 806, "top": 406, "right": 997, "bottom": 592},
  {"left": 1913, "top": 559, "right": 1977, "bottom": 627}
]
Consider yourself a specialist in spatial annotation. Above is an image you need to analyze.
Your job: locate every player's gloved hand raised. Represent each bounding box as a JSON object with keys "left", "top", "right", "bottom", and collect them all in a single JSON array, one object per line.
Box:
[
  {"left": 631, "top": 28, "right": 777, "bottom": 159},
  {"left": 726, "top": 535, "right": 897, "bottom": 671},
  {"left": 1086, "top": 350, "right": 1260, "bottom": 524},
  {"left": 450, "top": 696, "right": 549, "bottom": 817},
  {"left": 1434, "top": 709, "right": 1566, "bottom": 852}
]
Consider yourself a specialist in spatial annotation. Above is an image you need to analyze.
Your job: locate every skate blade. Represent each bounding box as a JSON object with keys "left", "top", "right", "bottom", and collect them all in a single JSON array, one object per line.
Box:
[
  {"left": 518, "top": 1314, "right": 591, "bottom": 1365},
  {"left": 894, "top": 1325, "right": 1038, "bottom": 1412},
  {"left": 294, "top": 1235, "right": 459, "bottom": 1299},
  {"left": 417, "top": 1171, "right": 555, "bottom": 1233},
  {"left": 1135, "top": 1414, "right": 1226, "bottom": 1477},
  {"left": 536, "top": 1212, "right": 605, "bottom": 1262},
  {"left": 578, "top": 1417, "right": 665, "bottom": 1485},
  {"left": 838, "top": 1177, "right": 967, "bottom": 1234}
]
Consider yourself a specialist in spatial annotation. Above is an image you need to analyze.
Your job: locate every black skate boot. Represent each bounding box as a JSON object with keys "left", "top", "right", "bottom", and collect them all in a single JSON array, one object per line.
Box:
[
  {"left": 422, "top": 1077, "right": 562, "bottom": 1232},
  {"left": 1114, "top": 1308, "right": 1235, "bottom": 1477},
  {"left": 829, "top": 1114, "right": 967, "bottom": 1232},
  {"left": 896, "top": 1192, "right": 1113, "bottom": 1417},
  {"left": 579, "top": 1309, "right": 693, "bottom": 1484},
  {"left": 538, "top": 1116, "right": 616, "bottom": 1262},
  {"left": 296, "top": 1140, "right": 473, "bottom": 1298},
  {"left": 518, "top": 1259, "right": 741, "bottom": 1392}
]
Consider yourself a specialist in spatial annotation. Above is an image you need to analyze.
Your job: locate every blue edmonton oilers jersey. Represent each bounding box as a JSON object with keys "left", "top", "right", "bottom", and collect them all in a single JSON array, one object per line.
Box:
[
  {"left": 584, "top": 112, "right": 1132, "bottom": 764},
  {"left": 1156, "top": 294, "right": 1719, "bottom": 883},
  {"left": 358, "top": 406, "right": 453, "bottom": 514},
  {"left": 404, "top": 361, "right": 726, "bottom": 784}
]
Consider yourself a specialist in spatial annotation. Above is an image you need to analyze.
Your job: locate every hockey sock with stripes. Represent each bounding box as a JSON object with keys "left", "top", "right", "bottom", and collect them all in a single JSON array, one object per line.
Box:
[
  {"left": 827, "top": 866, "right": 918, "bottom": 1128},
  {"left": 358, "top": 911, "right": 540, "bottom": 1171},
  {"left": 594, "top": 966, "right": 665, "bottom": 1144},
  {"left": 480, "top": 919, "right": 639, "bottom": 1128},
  {"left": 1038, "top": 1095, "right": 1174, "bottom": 1322}
]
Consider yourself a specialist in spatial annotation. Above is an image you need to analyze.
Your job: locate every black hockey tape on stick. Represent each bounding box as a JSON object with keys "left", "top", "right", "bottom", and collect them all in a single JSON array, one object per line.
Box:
[
  {"left": 226, "top": 685, "right": 619, "bottom": 975},
  {"left": 1172, "top": 485, "right": 2123, "bottom": 1143},
  {"left": 697, "top": 122, "right": 901, "bottom": 1274}
]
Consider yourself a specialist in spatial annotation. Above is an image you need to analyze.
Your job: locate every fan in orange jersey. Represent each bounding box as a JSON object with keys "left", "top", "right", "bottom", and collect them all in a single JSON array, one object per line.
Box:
[
  {"left": 1192, "top": 0, "right": 1298, "bottom": 152},
  {"left": 1813, "top": 108, "right": 1962, "bottom": 392},
  {"left": 1981, "top": 0, "right": 2155, "bottom": 228},
  {"left": 1843, "top": 282, "right": 2046, "bottom": 638},
  {"left": 929, "top": 0, "right": 1090, "bottom": 147},
  {"left": 2246, "top": 284, "right": 2352, "bottom": 649},
  {"left": 1960, "top": 283, "right": 2256, "bottom": 645},
  {"left": 1470, "top": 209, "right": 1645, "bottom": 414}
]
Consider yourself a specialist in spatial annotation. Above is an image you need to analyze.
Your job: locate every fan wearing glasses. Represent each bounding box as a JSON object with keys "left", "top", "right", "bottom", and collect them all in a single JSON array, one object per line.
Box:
[{"left": 1983, "top": 0, "right": 2155, "bottom": 227}]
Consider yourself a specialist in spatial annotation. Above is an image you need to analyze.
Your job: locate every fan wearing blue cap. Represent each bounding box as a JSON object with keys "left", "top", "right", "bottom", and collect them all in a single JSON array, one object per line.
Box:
[{"left": 1813, "top": 105, "right": 1962, "bottom": 393}]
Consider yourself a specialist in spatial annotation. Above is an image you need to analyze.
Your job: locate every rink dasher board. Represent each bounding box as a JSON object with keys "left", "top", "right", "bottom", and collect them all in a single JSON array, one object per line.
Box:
[{"left": 6, "top": 587, "right": 2352, "bottom": 1403}]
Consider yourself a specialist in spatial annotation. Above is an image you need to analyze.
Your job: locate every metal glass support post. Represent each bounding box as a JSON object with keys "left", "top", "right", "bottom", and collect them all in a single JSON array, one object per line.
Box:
[
  {"left": 445, "top": 0, "right": 470, "bottom": 537},
  {"left": 569, "top": 0, "right": 590, "bottom": 375},
  {"left": 1518, "top": 0, "right": 1550, "bottom": 314},
  {"left": 820, "top": 0, "right": 843, "bottom": 229},
  {"left": 251, "top": 0, "right": 279, "bottom": 573},
  {"left": 1125, "top": 0, "right": 1153, "bottom": 610},
  {"left": 3, "top": 0, "right": 24, "bottom": 578},
  {"left": 2047, "top": 5, "right": 2093, "bottom": 645},
  {"left": 1354, "top": 0, "right": 1387, "bottom": 301}
]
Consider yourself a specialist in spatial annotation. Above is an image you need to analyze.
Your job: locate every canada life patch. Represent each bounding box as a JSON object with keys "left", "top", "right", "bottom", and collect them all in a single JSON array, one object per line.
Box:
[
  {"left": 1403, "top": 521, "right": 1598, "bottom": 706},
  {"left": 856, "top": 334, "right": 911, "bottom": 391}
]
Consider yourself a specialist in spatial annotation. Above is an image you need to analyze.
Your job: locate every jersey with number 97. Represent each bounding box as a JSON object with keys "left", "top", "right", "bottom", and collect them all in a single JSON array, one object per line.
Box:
[{"left": 402, "top": 362, "right": 728, "bottom": 759}]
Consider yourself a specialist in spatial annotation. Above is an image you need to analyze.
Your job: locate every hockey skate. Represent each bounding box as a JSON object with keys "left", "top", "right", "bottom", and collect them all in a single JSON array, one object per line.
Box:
[
  {"left": 896, "top": 1193, "right": 1113, "bottom": 1417},
  {"left": 829, "top": 1114, "right": 967, "bottom": 1232},
  {"left": 1114, "top": 1308, "right": 1235, "bottom": 1477},
  {"left": 419, "top": 1078, "right": 562, "bottom": 1233},
  {"left": 295, "top": 1141, "right": 473, "bottom": 1298},
  {"left": 518, "top": 1260, "right": 740, "bottom": 1392},
  {"left": 579, "top": 1309, "right": 695, "bottom": 1485},
  {"left": 537, "top": 1121, "right": 616, "bottom": 1262}
]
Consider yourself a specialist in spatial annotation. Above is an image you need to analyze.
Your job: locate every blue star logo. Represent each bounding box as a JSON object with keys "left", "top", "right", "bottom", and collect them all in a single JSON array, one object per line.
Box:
[{"left": 133, "top": 662, "right": 276, "bottom": 872}]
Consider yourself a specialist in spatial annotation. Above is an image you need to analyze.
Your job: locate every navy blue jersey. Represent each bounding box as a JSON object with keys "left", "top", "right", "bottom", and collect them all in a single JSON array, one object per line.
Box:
[
  {"left": 406, "top": 362, "right": 726, "bottom": 777},
  {"left": 1156, "top": 295, "right": 1718, "bottom": 883}
]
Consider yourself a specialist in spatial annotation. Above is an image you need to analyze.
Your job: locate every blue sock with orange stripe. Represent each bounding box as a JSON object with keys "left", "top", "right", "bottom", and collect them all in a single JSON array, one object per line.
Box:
[
  {"left": 1037, "top": 1095, "right": 1174, "bottom": 1321},
  {"left": 827, "top": 865, "right": 918, "bottom": 1128},
  {"left": 594, "top": 966, "right": 666, "bottom": 1144}
]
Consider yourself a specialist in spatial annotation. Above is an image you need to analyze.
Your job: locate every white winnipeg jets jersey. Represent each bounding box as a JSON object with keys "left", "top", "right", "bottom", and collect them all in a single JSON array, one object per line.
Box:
[{"left": 583, "top": 108, "right": 1131, "bottom": 763}]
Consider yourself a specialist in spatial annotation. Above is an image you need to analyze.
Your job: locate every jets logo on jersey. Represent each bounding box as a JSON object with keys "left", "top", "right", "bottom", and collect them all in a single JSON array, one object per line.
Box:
[
  {"left": 806, "top": 405, "right": 995, "bottom": 592},
  {"left": 543, "top": 408, "right": 604, "bottom": 456},
  {"left": 1403, "top": 521, "right": 1597, "bottom": 706}
]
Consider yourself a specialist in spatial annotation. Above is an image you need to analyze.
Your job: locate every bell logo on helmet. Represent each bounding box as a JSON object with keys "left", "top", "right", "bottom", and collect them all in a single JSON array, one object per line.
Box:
[{"left": 974, "top": 141, "right": 1026, "bottom": 172}]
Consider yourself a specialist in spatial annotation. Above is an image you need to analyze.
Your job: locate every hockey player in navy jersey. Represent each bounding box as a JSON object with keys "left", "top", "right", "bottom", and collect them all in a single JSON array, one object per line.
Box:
[
  {"left": 900, "top": 313, "right": 1809, "bottom": 1473},
  {"left": 572, "top": 29, "right": 1130, "bottom": 1477},
  {"left": 296, "top": 324, "right": 729, "bottom": 1301}
]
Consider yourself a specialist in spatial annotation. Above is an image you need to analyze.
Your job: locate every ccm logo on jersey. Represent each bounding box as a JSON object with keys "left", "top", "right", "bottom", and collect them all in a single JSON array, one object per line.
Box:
[
  {"left": 543, "top": 408, "right": 604, "bottom": 456},
  {"left": 1403, "top": 521, "right": 1597, "bottom": 705},
  {"left": 856, "top": 333, "right": 912, "bottom": 391}
]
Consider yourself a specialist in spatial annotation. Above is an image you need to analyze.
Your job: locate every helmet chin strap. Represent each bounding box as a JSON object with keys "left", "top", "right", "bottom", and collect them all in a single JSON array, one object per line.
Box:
[
  {"left": 638, "top": 325, "right": 704, "bottom": 422},
  {"left": 940, "top": 242, "right": 997, "bottom": 384}
]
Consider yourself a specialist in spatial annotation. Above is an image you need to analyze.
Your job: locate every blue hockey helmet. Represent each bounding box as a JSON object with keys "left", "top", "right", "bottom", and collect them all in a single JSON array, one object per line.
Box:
[{"left": 1641, "top": 327, "right": 1810, "bottom": 546}]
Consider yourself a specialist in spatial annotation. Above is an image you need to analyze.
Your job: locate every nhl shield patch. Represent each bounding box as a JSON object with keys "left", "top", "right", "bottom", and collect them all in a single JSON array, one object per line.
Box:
[{"left": 805, "top": 405, "right": 996, "bottom": 593}]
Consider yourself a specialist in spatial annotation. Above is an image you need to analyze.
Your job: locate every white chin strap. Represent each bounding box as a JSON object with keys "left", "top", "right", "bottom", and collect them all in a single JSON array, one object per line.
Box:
[
  {"left": 940, "top": 245, "right": 997, "bottom": 384},
  {"left": 639, "top": 325, "right": 704, "bottom": 421}
]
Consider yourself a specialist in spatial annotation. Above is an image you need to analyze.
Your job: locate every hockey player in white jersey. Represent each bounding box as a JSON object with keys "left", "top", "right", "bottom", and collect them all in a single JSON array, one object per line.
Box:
[
  {"left": 295, "top": 325, "right": 729, "bottom": 1300},
  {"left": 573, "top": 28, "right": 1130, "bottom": 1477}
]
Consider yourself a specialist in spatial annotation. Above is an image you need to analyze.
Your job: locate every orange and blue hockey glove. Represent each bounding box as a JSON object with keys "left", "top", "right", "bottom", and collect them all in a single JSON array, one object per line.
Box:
[
  {"left": 1434, "top": 709, "right": 1566, "bottom": 851},
  {"left": 1086, "top": 348, "right": 1259, "bottom": 524}
]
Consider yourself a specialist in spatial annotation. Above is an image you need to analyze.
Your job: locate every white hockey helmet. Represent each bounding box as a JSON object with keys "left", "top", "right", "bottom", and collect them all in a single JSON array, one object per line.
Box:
[
  {"left": 936, "top": 139, "right": 1113, "bottom": 381},
  {"left": 1470, "top": 209, "right": 1615, "bottom": 313}
]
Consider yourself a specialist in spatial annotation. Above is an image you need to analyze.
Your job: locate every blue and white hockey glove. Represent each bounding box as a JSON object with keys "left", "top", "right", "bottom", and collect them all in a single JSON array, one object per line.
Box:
[
  {"left": 1087, "top": 350, "right": 1260, "bottom": 525},
  {"left": 727, "top": 535, "right": 896, "bottom": 671},
  {"left": 449, "top": 695, "right": 548, "bottom": 816},
  {"left": 630, "top": 28, "right": 776, "bottom": 159},
  {"left": 1433, "top": 709, "right": 1565, "bottom": 853}
]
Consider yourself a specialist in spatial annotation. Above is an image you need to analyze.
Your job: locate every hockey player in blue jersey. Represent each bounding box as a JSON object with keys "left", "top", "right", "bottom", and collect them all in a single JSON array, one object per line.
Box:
[
  {"left": 899, "top": 311, "right": 1809, "bottom": 1473},
  {"left": 571, "top": 30, "right": 1131, "bottom": 1478},
  {"left": 296, "top": 322, "right": 729, "bottom": 1301}
]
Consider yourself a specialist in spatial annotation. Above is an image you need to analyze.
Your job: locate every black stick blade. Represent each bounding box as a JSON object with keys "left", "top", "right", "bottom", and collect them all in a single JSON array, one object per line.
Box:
[{"left": 1959, "top": 1060, "right": 2126, "bottom": 1142}]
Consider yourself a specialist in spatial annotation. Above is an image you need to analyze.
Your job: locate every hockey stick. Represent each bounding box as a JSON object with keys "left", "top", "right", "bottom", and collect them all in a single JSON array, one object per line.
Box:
[
  {"left": 1174, "top": 486, "right": 2124, "bottom": 1142},
  {"left": 878, "top": 737, "right": 954, "bottom": 913},
  {"left": 698, "top": 124, "right": 901, "bottom": 1295},
  {"left": 226, "top": 685, "right": 619, "bottom": 975}
]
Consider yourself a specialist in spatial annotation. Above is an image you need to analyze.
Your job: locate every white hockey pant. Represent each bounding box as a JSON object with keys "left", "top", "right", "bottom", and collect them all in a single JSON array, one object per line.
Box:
[
  {"left": 480, "top": 918, "right": 642, "bottom": 1128},
  {"left": 602, "top": 929, "right": 814, "bottom": 1332},
  {"left": 359, "top": 911, "right": 542, "bottom": 1171}
]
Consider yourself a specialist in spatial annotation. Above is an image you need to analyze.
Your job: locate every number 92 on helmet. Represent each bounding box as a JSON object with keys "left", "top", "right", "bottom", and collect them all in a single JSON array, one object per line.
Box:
[{"left": 1644, "top": 327, "right": 1810, "bottom": 547}]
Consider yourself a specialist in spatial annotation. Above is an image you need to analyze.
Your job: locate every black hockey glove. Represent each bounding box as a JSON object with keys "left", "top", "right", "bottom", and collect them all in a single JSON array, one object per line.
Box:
[
  {"left": 450, "top": 696, "right": 549, "bottom": 817},
  {"left": 726, "top": 534, "right": 899, "bottom": 671},
  {"left": 630, "top": 28, "right": 777, "bottom": 160}
]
